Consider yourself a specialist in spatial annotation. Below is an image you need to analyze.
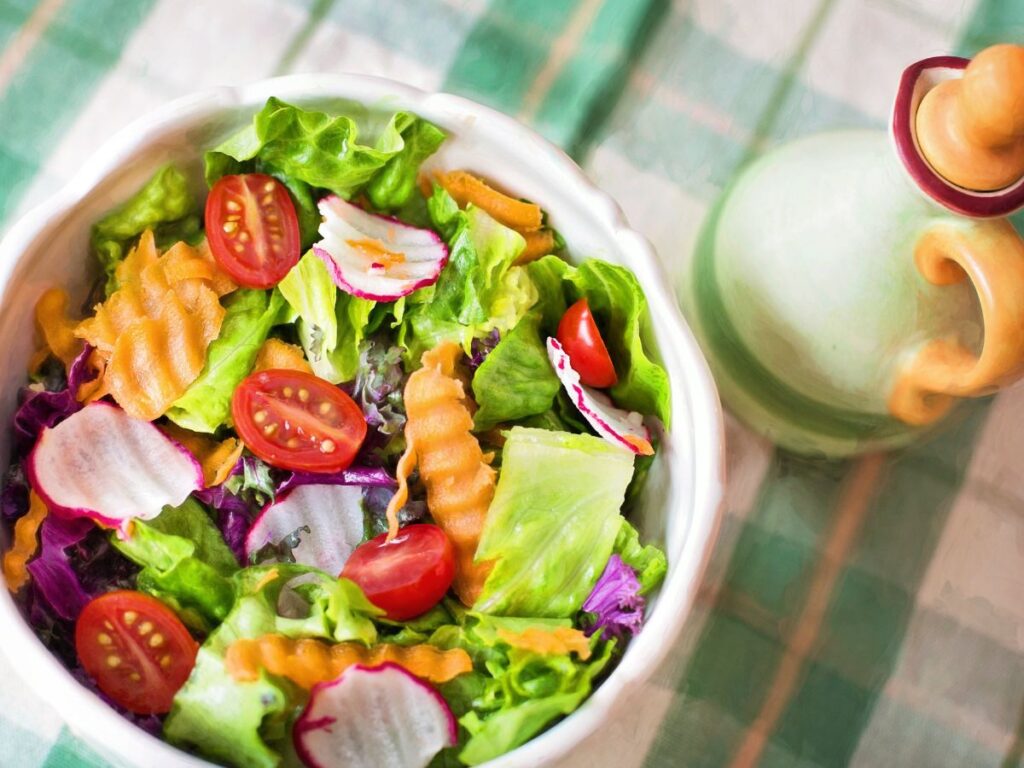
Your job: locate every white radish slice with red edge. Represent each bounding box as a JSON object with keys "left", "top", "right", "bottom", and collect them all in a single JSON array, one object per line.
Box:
[
  {"left": 27, "top": 401, "right": 203, "bottom": 534},
  {"left": 294, "top": 663, "right": 456, "bottom": 768},
  {"left": 547, "top": 337, "right": 654, "bottom": 456},
  {"left": 313, "top": 196, "right": 448, "bottom": 301},
  {"left": 245, "top": 484, "right": 365, "bottom": 574}
]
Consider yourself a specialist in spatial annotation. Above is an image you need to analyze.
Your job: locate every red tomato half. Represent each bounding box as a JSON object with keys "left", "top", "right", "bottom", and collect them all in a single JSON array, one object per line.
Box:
[
  {"left": 75, "top": 591, "right": 198, "bottom": 715},
  {"left": 556, "top": 298, "right": 618, "bottom": 388},
  {"left": 232, "top": 369, "right": 367, "bottom": 473},
  {"left": 341, "top": 525, "right": 455, "bottom": 621},
  {"left": 206, "top": 173, "right": 301, "bottom": 288}
]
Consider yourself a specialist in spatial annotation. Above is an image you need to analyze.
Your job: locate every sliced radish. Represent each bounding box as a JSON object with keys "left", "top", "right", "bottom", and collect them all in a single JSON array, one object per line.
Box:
[
  {"left": 27, "top": 401, "right": 203, "bottom": 533},
  {"left": 294, "top": 663, "right": 456, "bottom": 768},
  {"left": 244, "top": 484, "right": 365, "bottom": 574},
  {"left": 547, "top": 337, "right": 654, "bottom": 456},
  {"left": 313, "top": 196, "right": 448, "bottom": 301}
]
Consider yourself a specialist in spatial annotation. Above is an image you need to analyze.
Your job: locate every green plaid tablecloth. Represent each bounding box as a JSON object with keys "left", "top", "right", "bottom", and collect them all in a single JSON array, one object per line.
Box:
[{"left": 1, "top": 0, "right": 1022, "bottom": 766}]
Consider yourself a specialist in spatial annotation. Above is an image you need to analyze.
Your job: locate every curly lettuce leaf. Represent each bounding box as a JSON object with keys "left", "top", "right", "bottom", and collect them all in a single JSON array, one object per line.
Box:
[
  {"left": 111, "top": 499, "right": 238, "bottom": 632},
  {"left": 164, "top": 564, "right": 380, "bottom": 768},
  {"left": 401, "top": 189, "right": 537, "bottom": 362},
  {"left": 473, "top": 428, "right": 634, "bottom": 618},
  {"left": 613, "top": 518, "right": 667, "bottom": 595},
  {"left": 527, "top": 256, "right": 671, "bottom": 425},
  {"left": 166, "top": 289, "right": 285, "bottom": 433},
  {"left": 471, "top": 312, "right": 559, "bottom": 431},
  {"left": 91, "top": 164, "right": 200, "bottom": 295},
  {"left": 366, "top": 118, "right": 446, "bottom": 210},
  {"left": 204, "top": 97, "right": 441, "bottom": 201}
]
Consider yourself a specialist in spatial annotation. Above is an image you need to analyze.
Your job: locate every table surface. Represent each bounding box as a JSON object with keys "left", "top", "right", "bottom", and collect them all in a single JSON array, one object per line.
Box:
[{"left": 0, "top": 1, "right": 1022, "bottom": 766}]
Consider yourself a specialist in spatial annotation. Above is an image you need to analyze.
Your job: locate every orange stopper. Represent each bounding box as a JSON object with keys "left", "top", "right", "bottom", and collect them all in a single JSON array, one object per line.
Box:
[{"left": 916, "top": 44, "right": 1024, "bottom": 191}]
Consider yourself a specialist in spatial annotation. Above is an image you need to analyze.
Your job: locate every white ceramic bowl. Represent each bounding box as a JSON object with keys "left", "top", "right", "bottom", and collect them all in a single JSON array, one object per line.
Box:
[{"left": 0, "top": 75, "right": 724, "bottom": 768}]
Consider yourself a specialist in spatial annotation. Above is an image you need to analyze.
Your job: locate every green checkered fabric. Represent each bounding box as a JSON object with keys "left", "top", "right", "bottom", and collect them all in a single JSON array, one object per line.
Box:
[{"left": 0, "top": 1, "right": 1022, "bottom": 766}]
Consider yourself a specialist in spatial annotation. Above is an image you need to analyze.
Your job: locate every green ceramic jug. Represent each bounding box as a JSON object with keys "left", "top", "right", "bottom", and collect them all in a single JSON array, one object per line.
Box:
[{"left": 684, "top": 45, "right": 1024, "bottom": 457}]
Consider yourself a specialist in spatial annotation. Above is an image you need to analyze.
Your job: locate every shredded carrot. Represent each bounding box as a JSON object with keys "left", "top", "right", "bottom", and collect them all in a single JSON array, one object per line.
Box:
[
  {"left": 3, "top": 491, "right": 48, "bottom": 592},
  {"left": 160, "top": 423, "right": 243, "bottom": 487},
  {"left": 385, "top": 341, "right": 495, "bottom": 605},
  {"left": 386, "top": 434, "right": 417, "bottom": 540},
  {"left": 516, "top": 229, "right": 558, "bottom": 264},
  {"left": 34, "top": 288, "right": 81, "bottom": 370},
  {"left": 253, "top": 338, "right": 313, "bottom": 374},
  {"left": 497, "top": 626, "right": 592, "bottom": 660},
  {"left": 433, "top": 171, "right": 544, "bottom": 232},
  {"left": 225, "top": 635, "right": 473, "bottom": 689},
  {"left": 76, "top": 231, "right": 236, "bottom": 420}
]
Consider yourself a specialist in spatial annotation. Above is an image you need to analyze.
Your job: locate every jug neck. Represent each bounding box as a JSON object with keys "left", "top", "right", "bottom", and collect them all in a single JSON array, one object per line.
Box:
[{"left": 891, "top": 51, "right": 1024, "bottom": 218}]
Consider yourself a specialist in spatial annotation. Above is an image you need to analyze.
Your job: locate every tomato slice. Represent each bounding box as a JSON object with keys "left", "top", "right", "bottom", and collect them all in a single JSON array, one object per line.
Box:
[
  {"left": 206, "top": 173, "right": 301, "bottom": 288},
  {"left": 232, "top": 369, "right": 368, "bottom": 473},
  {"left": 75, "top": 591, "right": 198, "bottom": 715},
  {"left": 556, "top": 298, "right": 618, "bottom": 388},
  {"left": 341, "top": 525, "right": 455, "bottom": 621}
]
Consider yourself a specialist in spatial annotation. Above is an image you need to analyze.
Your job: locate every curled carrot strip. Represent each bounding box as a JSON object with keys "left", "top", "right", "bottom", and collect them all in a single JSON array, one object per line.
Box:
[
  {"left": 497, "top": 626, "right": 592, "bottom": 660},
  {"left": 253, "top": 338, "right": 312, "bottom": 374},
  {"left": 433, "top": 171, "right": 543, "bottom": 232},
  {"left": 384, "top": 342, "right": 495, "bottom": 605},
  {"left": 386, "top": 434, "right": 417, "bottom": 541},
  {"left": 34, "top": 288, "right": 82, "bottom": 370},
  {"left": 516, "top": 229, "right": 557, "bottom": 264},
  {"left": 76, "top": 231, "right": 236, "bottom": 420},
  {"left": 225, "top": 635, "right": 472, "bottom": 689},
  {"left": 3, "top": 491, "right": 48, "bottom": 592},
  {"left": 160, "top": 423, "right": 243, "bottom": 487}
]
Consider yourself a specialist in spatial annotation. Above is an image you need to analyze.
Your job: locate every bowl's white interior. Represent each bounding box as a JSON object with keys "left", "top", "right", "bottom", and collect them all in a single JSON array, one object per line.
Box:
[{"left": 0, "top": 75, "right": 723, "bottom": 768}]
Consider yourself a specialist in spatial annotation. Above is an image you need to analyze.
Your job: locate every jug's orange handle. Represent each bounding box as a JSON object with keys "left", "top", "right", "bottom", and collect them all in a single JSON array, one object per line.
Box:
[{"left": 889, "top": 220, "right": 1024, "bottom": 425}]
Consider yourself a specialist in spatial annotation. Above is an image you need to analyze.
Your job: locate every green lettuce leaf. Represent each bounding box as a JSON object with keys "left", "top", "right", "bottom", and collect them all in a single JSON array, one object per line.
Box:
[
  {"left": 205, "top": 97, "right": 441, "bottom": 200},
  {"left": 91, "top": 164, "right": 200, "bottom": 295},
  {"left": 401, "top": 189, "right": 537, "bottom": 362},
  {"left": 473, "top": 428, "right": 634, "bottom": 618},
  {"left": 112, "top": 499, "right": 238, "bottom": 632},
  {"left": 277, "top": 252, "right": 374, "bottom": 383},
  {"left": 366, "top": 119, "right": 446, "bottom": 210},
  {"left": 527, "top": 256, "right": 671, "bottom": 425},
  {"left": 471, "top": 312, "right": 559, "bottom": 431},
  {"left": 165, "top": 564, "right": 380, "bottom": 768},
  {"left": 613, "top": 518, "right": 667, "bottom": 595},
  {"left": 166, "top": 289, "right": 285, "bottom": 433}
]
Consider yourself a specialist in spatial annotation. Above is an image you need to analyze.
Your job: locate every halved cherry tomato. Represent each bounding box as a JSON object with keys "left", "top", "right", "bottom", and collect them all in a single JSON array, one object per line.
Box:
[
  {"left": 341, "top": 524, "right": 455, "bottom": 621},
  {"left": 75, "top": 591, "right": 198, "bottom": 715},
  {"left": 232, "top": 369, "right": 367, "bottom": 473},
  {"left": 556, "top": 298, "right": 618, "bottom": 388},
  {"left": 206, "top": 173, "right": 301, "bottom": 288}
]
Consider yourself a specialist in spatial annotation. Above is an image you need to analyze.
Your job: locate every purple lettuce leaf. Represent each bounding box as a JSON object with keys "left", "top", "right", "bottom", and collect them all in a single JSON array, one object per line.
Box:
[
  {"left": 580, "top": 554, "right": 645, "bottom": 641},
  {"left": 276, "top": 465, "right": 395, "bottom": 496},
  {"left": 353, "top": 339, "right": 407, "bottom": 436},
  {"left": 13, "top": 344, "right": 97, "bottom": 454},
  {"left": 468, "top": 328, "right": 500, "bottom": 371},
  {"left": 362, "top": 485, "right": 427, "bottom": 538},
  {"left": 26, "top": 516, "right": 98, "bottom": 621}
]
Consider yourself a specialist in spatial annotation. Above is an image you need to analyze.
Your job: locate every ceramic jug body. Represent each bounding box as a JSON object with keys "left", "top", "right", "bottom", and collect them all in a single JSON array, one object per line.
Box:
[{"left": 686, "top": 129, "right": 981, "bottom": 456}]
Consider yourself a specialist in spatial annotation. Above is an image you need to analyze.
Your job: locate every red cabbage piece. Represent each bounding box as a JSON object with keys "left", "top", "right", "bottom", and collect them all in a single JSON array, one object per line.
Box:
[
  {"left": 468, "top": 328, "right": 500, "bottom": 371},
  {"left": 26, "top": 516, "right": 97, "bottom": 621},
  {"left": 13, "top": 345, "right": 97, "bottom": 453},
  {"left": 581, "top": 554, "right": 645, "bottom": 641},
  {"left": 277, "top": 466, "right": 395, "bottom": 496},
  {"left": 193, "top": 487, "right": 254, "bottom": 566},
  {"left": 1, "top": 463, "right": 28, "bottom": 520}
]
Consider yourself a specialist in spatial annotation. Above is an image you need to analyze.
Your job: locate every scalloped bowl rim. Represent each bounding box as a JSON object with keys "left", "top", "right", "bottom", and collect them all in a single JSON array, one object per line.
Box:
[{"left": 0, "top": 74, "right": 725, "bottom": 768}]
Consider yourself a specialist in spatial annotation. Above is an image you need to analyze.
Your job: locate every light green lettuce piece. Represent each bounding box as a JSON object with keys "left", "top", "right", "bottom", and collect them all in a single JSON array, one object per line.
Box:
[
  {"left": 473, "top": 428, "right": 634, "bottom": 618},
  {"left": 204, "top": 97, "right": 441, "bottom": 200},
  {"left": 166, "top": 289, "right": 284, "bottom": 433},
  {"left": 613, "top": 518, "right": 667, "bottom": 595},
  {"left": 471, "top": 312, "right": 559, "bottom": 431},
  {"left": 164, "top": 565, "right": 381, "bottom": 768},
  {"left": 366, "top": 118, "right": 446, "bottom": 210},
  {"left": 91, "top": 164, "right": 200, "bottom": 295},
  {"left": 527, "top": 256, "right": 671, "bottom": 426},
  {"left": 277, "top": 252, "right": 374, "bottom": 383}
]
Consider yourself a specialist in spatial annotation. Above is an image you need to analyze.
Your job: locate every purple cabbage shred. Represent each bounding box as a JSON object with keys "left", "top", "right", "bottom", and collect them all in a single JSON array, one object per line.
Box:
[
  {"left": 581, "top": 554, "right": 645, "bottom": 641},
  {"left": 468, "top": 329, "right": 501, "bottom": 371},
  {"left": 26, "top": 516, "right": 96, "bottom": 621},
  {"left": 13, "top": 344, "right": 97, "bottom": 453}
]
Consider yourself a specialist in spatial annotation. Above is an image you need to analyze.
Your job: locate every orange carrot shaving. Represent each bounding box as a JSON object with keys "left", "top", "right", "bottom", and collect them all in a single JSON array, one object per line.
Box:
[
  {"left": 253, "top": 338, "right": 313, "bottom": 374},
  {"left": 76, "top": 231, "right": 236, "bottom": 420},
  {"left": 160, "top": 423, "right": 243, "bottom": 487},
  {"left": 433, "top": 171, "right": 543, "bottom": 232},
  {"left": 386, "top": 434, "right": 417, "bottom": 540},
  {"left": 497, "top": 626, "right": 592, "bottom": 660},
  {"left": 3, "top": 491, "right": 48, "bottom": 592},
  {"left": 34, "top": 288, "right": 81, "bottom": 370},
  {"left": 225, "top": 635, "right": 473, "bottom": 689},
  {"left": 516, "top": 229, "right": 557, "bottom": 264},
  {"left": 385, "top": 341, "right": 495, "bottom": 605}
]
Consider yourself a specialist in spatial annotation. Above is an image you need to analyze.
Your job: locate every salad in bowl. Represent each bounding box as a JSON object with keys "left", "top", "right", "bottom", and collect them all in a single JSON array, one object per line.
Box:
[{"left": 0, "top": 95, "right": 680, "bottom": 768}]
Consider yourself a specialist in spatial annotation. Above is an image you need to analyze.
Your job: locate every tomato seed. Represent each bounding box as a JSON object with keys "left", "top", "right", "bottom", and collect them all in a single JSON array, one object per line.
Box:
[
  {"left": 107, "top": 656, "right": 121, "bottom": 668},
  {"left": 320, "top": 439, "right": 336, "bottom": 454},
  {"left": 263, "top": 181, "right": 275, "bottom": 193},
  {"left": 149, "top": 633, "right": 164, "bottom": 648},
  {"left": 97, "top": 633, "right": 112, "bottom": 646},
  {"left": 319, "top": 402, "right": 331, "bottom": 415},
  {"left": 298, "top": 388, "right": 309, "bottom": 402},
  {"left": 253, "top": 410, "right": 268, "bottom": 424},
  {"left": 264, "top": 423, "right": 278, "bottom": 436},
  {"left": 222, "top": 221, "right": 238, "bottom": 234},
  {"left": 160, "top": 656, "right": 172, "bottom": 668},
  {"left": 138, "top": 621, "right": 153, "bottom": 636},
  {"left": 283, "top": 387, "right": 293, "bottom": 397}
]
